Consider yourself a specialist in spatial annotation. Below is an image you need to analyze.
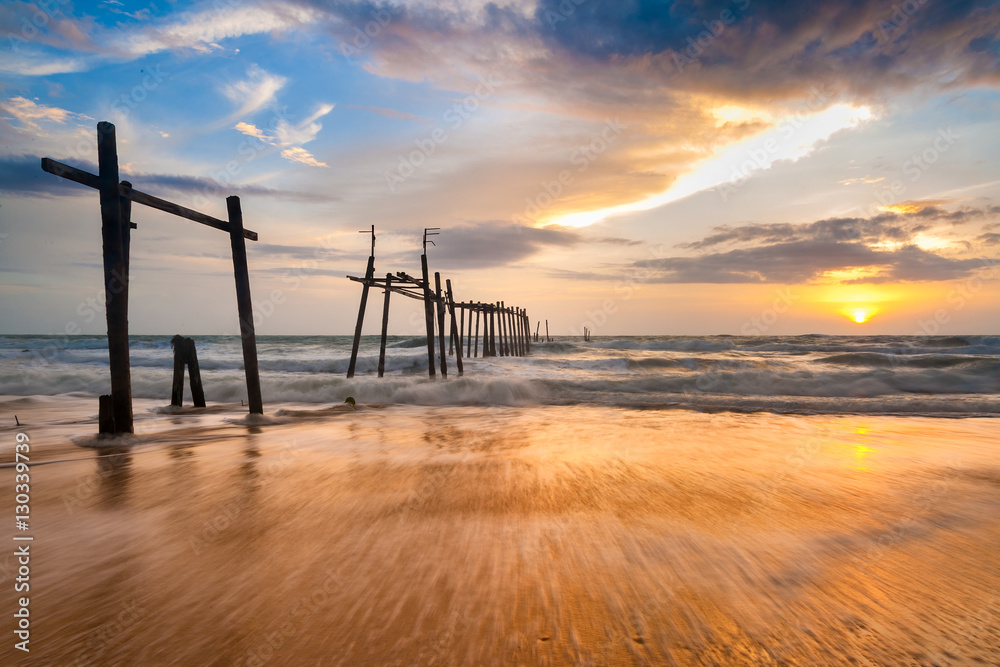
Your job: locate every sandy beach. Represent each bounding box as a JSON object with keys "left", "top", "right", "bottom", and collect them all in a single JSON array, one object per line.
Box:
[{"left": 2, "top": 396, "right": 998, "bottom": 665}]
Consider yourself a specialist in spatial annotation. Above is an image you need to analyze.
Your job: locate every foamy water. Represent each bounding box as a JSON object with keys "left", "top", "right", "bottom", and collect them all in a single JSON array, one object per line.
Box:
[
  {"left": 1, "top": 400, "right": 998, "bottom": 665},
  {"left": 2, "top": 334, "right": 999, "bottom": 416}
]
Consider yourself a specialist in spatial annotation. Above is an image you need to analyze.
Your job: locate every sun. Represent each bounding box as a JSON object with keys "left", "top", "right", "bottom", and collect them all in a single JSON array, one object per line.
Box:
[{"left": 849, "top": 308, "right": 873, "bottom": 324}]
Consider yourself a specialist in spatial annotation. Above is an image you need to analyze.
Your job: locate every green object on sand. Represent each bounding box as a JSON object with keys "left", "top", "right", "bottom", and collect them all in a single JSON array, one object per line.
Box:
[{"left": 344, "top": 396, "right": 356, "bottom": 408}]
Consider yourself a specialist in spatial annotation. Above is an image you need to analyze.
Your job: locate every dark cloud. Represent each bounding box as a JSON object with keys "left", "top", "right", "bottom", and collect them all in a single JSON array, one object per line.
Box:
[
  {"left": 0, "top": 155, "right": 336, "bottom": 202},
  {"left": 419, "top": 222, "right": 579, "bottom": 269},
  {"left": 635, "top": 239, "right": 991, "bottom": 284}
]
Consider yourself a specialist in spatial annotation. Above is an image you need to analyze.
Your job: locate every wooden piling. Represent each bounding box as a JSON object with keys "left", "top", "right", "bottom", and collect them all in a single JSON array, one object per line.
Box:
[
  {"left": 98, "top": 394, "right": 115, "bottom": 434},
  {"left": 420, "top": 254, "right": 436, "bottom": 378},
  {"left": 227, "top": 196, "right": 263, "bottom": 414},
  {"left": 466, "top": 303, "right": 473, "bottom": 358},
  {"left": 516, "top": 309, "right": 525, "bottom": 356},
  {"left": 469, "top": 307, "right": 486, "bottom": 357},
  {"left": 488, "top": 306, "right": 496, "bottom": 356},
  {"left": 545, "top": 319, "right": 550, "bottom": 342},
  {"left": 498, "top": 302, "right": 507, "bottom": 356},
  {"left": 523, "top": 310, "right": 530, "bottom": 354},
  {"left": 446, "top": 279, "right": 463, "bottom": 376},
  {"left": 378, "top": 274, "right": 391, "bottom": 378},
  {"left": 434, "top": 273, "right": 448, "bottom": 377},
  {"left": 187, "top": 339, "right": 206, "bottom": 407},
  {"left": 171, "top": 335, "right": 185, "bottom": 407},
  {"left": 535, "top": 321, "right": 540, "bottom": 342},
  {"left": 347, "top": 254, "right": 375, "bottom": 379},
  {"left": 97, "top": 121, "right": 133, "bottom": 434}
]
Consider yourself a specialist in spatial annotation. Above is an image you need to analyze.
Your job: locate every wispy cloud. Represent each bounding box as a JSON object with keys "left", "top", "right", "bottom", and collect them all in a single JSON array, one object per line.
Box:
[
  {"left": 234, "top": 102, "right": 335, "bottom": 168},
  {"left": 0, "top": 96, "right": 90, "bottom": 134},
  {"left": 224, "top": 66, "right": 287, "bottom": 120}
]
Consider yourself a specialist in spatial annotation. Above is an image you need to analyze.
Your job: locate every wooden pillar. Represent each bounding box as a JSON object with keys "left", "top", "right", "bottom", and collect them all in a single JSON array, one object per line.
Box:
[
  {"left": 420, "top": 254, "right": 436, "bottom": 378},
  {"left": 497, "top": 302, "right": 505, "bottom": 356},
  {"left": 523, "top": 310, "right": 530, "bottom": 354},
  {"left": 516, "top": 309, "right": 524, "bottom": 356},
  {"left": 227, "top": 196, "right": 263, "bottom": 415},
  {"left": 378, "top": 274, "right": 391, "bottom": 378},
  {"left": 434, "top": 272, "right": 447, "bottom": 377},
  {"left": 535, "top": 321, "right": 540, "bottom": 342},
  {"left": 457, "top": 304, "right": 464, "bottom": 357},
  {"left": 187, "top": 338, "right": 206, "bottom": 408},
  {"left": 473, "top": 307, "right": 480, "bottom": 358},
  {"left": 171, "top": 335, "right": 186, "bottom": 407},
  {"left": 466, "top": 303, "right": 473, "bottom": 358},
  {"left": 488, "top": 307, "right": 496, "bottom": 357},
  {"left": 97, "top": 121, "right": 133, "bottom": 434},
  {"left": 446, "top": 279, "right": 463, "bottom": 376},
  {"left": 347, "top": 255, "right": 375, "bottom": 378},
  {"left": 546, "top": 319, "right": 550, "bottom": 342},
  {"left": 98, "top": 394, "right": 115, "bottom": 434}
]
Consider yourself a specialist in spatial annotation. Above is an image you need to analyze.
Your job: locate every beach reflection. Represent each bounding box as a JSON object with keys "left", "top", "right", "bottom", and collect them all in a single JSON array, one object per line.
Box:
[{"left": 4, "top": 405, "right": 998, "bottom": 665}]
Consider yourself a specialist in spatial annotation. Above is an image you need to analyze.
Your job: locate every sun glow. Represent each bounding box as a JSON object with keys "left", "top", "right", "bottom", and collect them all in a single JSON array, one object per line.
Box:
[
  {"left": 543, "top": 104, "right": 873, "bottom": 228},
  {"left": 847, "top": 308, "right": 875, "bottom": 323}
]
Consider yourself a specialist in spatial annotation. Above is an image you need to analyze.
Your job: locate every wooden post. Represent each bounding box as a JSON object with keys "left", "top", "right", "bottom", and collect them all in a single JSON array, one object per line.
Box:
[
  {"left": 488, "top": 306, "right": 496, "bottom": 357},
  {"left": 497, "top": 302, "right": 506, "bottom": 356},
  {"left": 347, "top": 254, "right": 375, "bottom": 378},
  {"left": 446, "top": 280, "right": 463, "bottom": 376},
  {"left": 378, "top": 274, "right": 391, "bottom": 378},
  {"left": 466, "top": 303, "right": 473, "bottom": 358},
  {"left": 516, "top": 309, "right": 524, "bottom": 356},
  {"left": 523, "top": 310, "right": 530, "bottom": 354},
  {"left": 171, "top": 334, "right": 186, "bottom": 407},
  {"left": 421, "top": 254, "right": 436, "bottom": 378},
  {"left": 227, "top": 196, "right": 263, "bottom": 415},
  {"left": 546, "top": 319, "right": 550, "bottom": 342},
  {"left": 457, "top": 304, "right": 464, "bottom": 357},
  {"left": 473, "top": 307, "right": 480, "bottom": 358},
  {"left": 187, "top": 338, "right": 206, "bottom": 408},
  {"left": 535, "top": 321, "right": 540, "bottom": 342},
  {"left": 119, "top": 181, "right": 132, "bottom": 322},
  {"left": 97, "top": 121, "right": 133, "bottom": 434},
  {"left": 434, "top": 273, "right": 447, "bottom": 377},
  {"left": 98, "top": 394, "right": 115, "bottom": 434}
]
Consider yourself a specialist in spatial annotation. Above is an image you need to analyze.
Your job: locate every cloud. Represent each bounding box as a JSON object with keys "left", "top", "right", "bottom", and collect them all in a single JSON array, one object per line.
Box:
[
  {"left": 280, "top": 146, "right": 328, "bottom": 168},
  {"left": 224, "top": 66, "right": 287, "bottom": 119},
  {"left": 347, "top": 105, "right": 421, "bottom": 121},
  {"left": 0, "top": 155, "right": 337, "bottom": 202},
  {"left": 233, "top": 102, "right": 335, "bottom": 168},
  {"left": 0, "top": 96, "right": 89, "bottom": 133},
  {"left": 416, "top": 221, "right": 579, "bottom": 269},
  {"left": 627, "top": 204, "right": 1000, "bottom": 284}
]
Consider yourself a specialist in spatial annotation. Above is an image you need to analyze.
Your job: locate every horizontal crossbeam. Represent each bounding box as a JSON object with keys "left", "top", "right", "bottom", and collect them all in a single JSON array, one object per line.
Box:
[{"left": 41, "top": 157, "right": 258, "bottom": 242}]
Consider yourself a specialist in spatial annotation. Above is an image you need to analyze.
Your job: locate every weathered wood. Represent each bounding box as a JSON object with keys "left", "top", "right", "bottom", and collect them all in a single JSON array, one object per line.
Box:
[
  {"left": 420, "top": 254, "right": 436, "bottom": 378},
  {"left": 546, "top": 319, "right": 550, "bottom": 342},
  {"left": 516, "top": 308, "right": 524, "bottom": 356},
  {"left": 97, "top": 122, "right": 133, "bottom": 434},
  {"left": 187, "top": 338, "right": 206, "bottom": 407},
  {"left": 171, "top": 335, "right": 186, "bottom": 407},
  {"left": 446, "top": 280, "right": 463, "bottom": 376},
  {"left": 490, "top": 307, "right": 497, "bottom": 356},
  {"left": 535, "top": 321, "right": 540, "bottom": 342},
  {"left": 435, "top": 273, "right": 448, "bottom": 377},
  {"left": 455, "top": 304, "right": 464, "bottom": 356},
  {"left": 523, "top": 310, "right": 531, "bottom": 354},
  {"left": 378, "top": 274, "right": 392, "bottom": 378},
  {"left": 473, "top": 307, "right": 480, "bottom": 358},
  {"left": 496, "top": 302, "right": 505, "bottom": 356},
  {"left": 98, "top": 394, "right": 115, "bottom": 434},
  {"left": 40, "top": 157, "right": 258, "bottom": 241},
  {"left": 466, "top": 304, "right": 473, "bottom": 358},
  {"left": 347, "top": 255, "right": 375, "bottom": 378},
  {"left": 227, "top": 196, "right": 263, "bottom": 414}
]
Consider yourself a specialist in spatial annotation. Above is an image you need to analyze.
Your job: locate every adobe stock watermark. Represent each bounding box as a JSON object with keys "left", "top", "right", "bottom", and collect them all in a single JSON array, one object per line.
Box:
[
  {"left": 857, "top": 126, "right": 959, "bottom": 218},
  {"left": 337, "top": 0, "right": 402, "bottom": 57},
  {"left": 913, "top": 254, "right": 999, "bottom": 335},
  {"left": 542, "top": 0, "right": 588, "bottom": 29},
  {"left": 511, "top": 118, "right": 627, "bottom": 225},
  {"left": 740, "top": 288, "right": 798, "bottom": 335},
  {"left": 876, "top": 0, "right": 930, "bottom": 43},
  {"left": 5, "top": 0, "right": 71, "bottom": 52},
  {"left": 384, "top": 74, "right": 502, "bottom": 192},
  {"left": 672, "top": 0, "right": 752, "bottom": 72},
  {"left": 717, "top": 84, "right": 833, "bottom": 202},
  {"left": 568, "top": 243, "right": 668, "bottom": 336}
]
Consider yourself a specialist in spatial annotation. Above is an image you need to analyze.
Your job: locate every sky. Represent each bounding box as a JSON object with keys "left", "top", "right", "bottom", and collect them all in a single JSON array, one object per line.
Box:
[{"left": 2, "top": 0, "right": 1000, "bottom": 336}]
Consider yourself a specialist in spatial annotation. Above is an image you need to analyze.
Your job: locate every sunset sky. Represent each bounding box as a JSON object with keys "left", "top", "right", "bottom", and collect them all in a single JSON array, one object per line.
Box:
[{"left": 2, "top": 0, "right": 1000, "bottom": 335}]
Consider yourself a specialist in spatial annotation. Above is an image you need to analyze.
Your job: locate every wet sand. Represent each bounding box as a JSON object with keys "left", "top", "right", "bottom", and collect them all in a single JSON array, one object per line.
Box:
[{"left": 1, "top": 397, "right": 999, "bottom": 665}]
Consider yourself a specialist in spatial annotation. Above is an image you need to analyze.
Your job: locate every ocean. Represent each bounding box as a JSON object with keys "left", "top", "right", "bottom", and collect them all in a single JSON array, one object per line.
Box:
[
  {"left": 2, "top": 333, "right": 999, "bottom": 416},
  {"left": 3, "top": 333, "right": 1000, "bottom": 664}
]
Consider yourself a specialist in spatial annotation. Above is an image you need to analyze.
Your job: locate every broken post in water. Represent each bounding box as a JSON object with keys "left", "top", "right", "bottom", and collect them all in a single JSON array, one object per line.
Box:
[
  {"left": 41, "top": 121, "right": 264, "bottom": 431},
  {"left": 347, "top": 226, "right": 376, "bottom": 379},
  {"left": 170, "top": 335, "right": 206, "bottom": 408},
  {"left": 378, "top": 274, "right": 392, "bottom": 378}
]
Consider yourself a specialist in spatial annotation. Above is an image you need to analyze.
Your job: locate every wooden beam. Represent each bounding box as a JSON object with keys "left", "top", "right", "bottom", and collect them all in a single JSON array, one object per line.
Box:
[
  {"left": 228, "top": 196, "right": 263, "bottom": 414},
  {"left": 41, "top": 157, "right": 258, "bottom": 241},
  {"left": 97, "top": 122, "right": 133, "bottom": 434}
]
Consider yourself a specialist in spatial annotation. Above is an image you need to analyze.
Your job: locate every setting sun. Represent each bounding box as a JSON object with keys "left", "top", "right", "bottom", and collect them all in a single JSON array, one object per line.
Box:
[{"left": 850, "top": 308, "right": 874, "bottom": 323}]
